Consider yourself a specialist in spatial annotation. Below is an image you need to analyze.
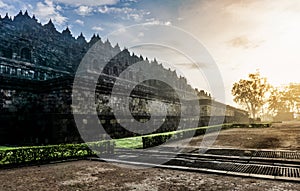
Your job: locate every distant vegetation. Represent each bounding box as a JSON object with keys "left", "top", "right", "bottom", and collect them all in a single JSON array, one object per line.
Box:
[
  {"left": 232, "top": 71, "right": 300, "bottom": 120},
  {"left": 268, "top": 84, "right": 300, "bottom": 116}
]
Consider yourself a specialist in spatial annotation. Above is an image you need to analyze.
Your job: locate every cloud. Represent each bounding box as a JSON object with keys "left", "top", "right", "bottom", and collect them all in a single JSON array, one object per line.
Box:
[
  {"left": 92, "top": 26, "right": 104, "bottom": 31},
  {"left": 127, "top": 13, "right": 141, "bottom": 21},
  {"left": 98, "top": 6, "right": 109, "bottom": 13},
  {"left": 98, "top": 6, "right": 133, "bottom": 14},
  {"left": 137, "top": 32, "right": 144, "bottom": 37},
  {"left": 34, "top": 0, "right": 67, "bottom": 25},
  {"left": 227, "top": 36, "right": 263, "bottom": 49},
  {"left": 75, "top": 19, "right": 84, "bottom": 25},
  {"left": 56, "top": 5, "right": 62, "bottom": 10},
  {"left": 98, "top": 6, "right": 150, "bottom": 22},
  {"left": 75, "top": 5, "right": 93, "bottom": 16},
  {"left": 164, "top": 21, "right": 172, "bottom": 26},
  {"left": 143, "top": 19, "right": 172, "bottom": 26},
  {"left": 174, "top": 62, "right": 208, "bottom": 69},
  {"left": 54, "top": 0, "right": 119, "bottom": 6},
  {"left": 0, "top": 0, "right": 16, "bottom": 13},
  {"left": 0, "top": 0, "right": 8, "bottom": 8}
]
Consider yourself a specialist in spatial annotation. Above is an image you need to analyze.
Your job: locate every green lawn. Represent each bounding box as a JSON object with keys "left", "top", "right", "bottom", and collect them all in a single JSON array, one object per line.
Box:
[
  {"left": 1, "top": 123, "right": 270, "bottom": 150},
  {"left": 113, "top": 124, "right": 231, "bottom": 149},
  {"left": 114, "top": 137, "right": 143, "bottom": 149},
  {"left": 0, "top": 146, "right": 17, "bottom": 150},
  {"left": 0, "top": 124, "right": 229, "bottom": 150}
]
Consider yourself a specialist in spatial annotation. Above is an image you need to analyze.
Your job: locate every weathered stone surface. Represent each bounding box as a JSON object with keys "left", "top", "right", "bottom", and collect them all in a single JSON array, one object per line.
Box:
[{"left": 0, "top": 12, "right": 247, "bottom": 146}]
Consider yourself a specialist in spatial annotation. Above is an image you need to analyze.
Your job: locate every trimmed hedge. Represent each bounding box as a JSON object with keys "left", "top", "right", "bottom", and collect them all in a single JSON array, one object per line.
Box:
[
  {"left": 142, "top": 134, "right": 173, "bottom": 149},
  {"left": 0, "top": 123, "right": 272, "bottom": 166},
  {"left": 249, "top": 123, "right": 271, "bottom": 128},
  {"left": 142, "top": 124, "right": 225, "bottom": 148},
  {"left": 142, "top": 123, "right": 271, "bottom": 148},
  {"left": 231, "top": 123, "right": 271, "bottom": 128},
  {"left": 0, "top": 141, "right": 114, "bottom": 166}
]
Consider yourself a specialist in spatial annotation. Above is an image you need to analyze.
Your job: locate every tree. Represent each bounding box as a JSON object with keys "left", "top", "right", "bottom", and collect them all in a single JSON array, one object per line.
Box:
[
  {"left": 232, "top": 71, "right": 270, "bottom": 119},
  {"left": 268, "top": 87, "right": 289, "bottom": 116},
  {"left": 269, "top": 84, "right": 300, "bottom": 116},
  {"left": 285, "top": 84, "right": 300, "bottom": 113}
]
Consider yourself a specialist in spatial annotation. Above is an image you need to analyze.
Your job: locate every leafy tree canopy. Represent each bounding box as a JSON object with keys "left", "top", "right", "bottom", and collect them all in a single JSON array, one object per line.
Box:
[{"left": 232, "top": 71, "right": 270, "bottom": 119}]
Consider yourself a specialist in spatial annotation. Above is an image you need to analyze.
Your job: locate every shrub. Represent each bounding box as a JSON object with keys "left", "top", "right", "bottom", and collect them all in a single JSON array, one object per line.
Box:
[
  {"left": 142, "top": 123, "right": 271, "bottom": 148},
  {"left": 0, "top": 140, "right": 115, "bottom": 166}
]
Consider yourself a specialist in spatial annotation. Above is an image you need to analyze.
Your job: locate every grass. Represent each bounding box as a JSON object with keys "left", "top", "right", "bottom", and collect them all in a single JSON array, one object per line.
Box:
[
  {"left": 114, "top": 137, "right": 143, "bottom": 149},
  {"left": 0, "top": 124, "right": 231, "bottom": 150},
  {"left": 1, "top": 122, "right": 271, "bottom": 150},
  {"left": 0, "top": 146, "right": 16, "bottom": 150},
  {"left": 113, "top": 124, "right": 233, "bottom": 149}
]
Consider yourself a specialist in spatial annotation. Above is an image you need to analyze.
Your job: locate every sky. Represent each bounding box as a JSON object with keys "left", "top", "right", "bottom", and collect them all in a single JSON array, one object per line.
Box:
[{"left": 1, "top": 0, "right": 300, "bottom": 107}]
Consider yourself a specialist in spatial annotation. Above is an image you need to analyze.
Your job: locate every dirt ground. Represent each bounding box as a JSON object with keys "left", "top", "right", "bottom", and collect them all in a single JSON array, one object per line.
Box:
[
  {"left": 0, "top": 160, "right": 299, "bottom": 191},
  {"left": 1, "top": 121, "right": 300, "bottom": 191},
  {"left": 188, "top": 121, "right": 300, "bottom": 150}
]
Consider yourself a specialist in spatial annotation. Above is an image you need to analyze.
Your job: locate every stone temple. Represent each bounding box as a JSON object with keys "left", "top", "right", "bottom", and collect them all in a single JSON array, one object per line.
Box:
[{"left": 0, "top": 11, "right": 248, "bottom": 145}]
